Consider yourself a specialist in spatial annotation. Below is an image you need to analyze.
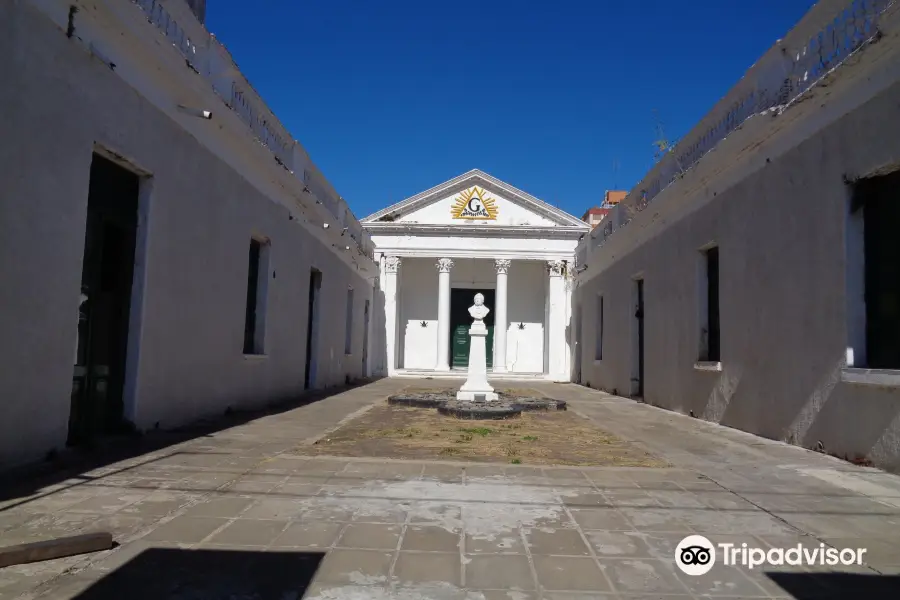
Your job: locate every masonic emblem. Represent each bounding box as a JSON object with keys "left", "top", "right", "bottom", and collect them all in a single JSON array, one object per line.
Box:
[{"left": 450, "top": 187, "right": 499, "bottom": 220}]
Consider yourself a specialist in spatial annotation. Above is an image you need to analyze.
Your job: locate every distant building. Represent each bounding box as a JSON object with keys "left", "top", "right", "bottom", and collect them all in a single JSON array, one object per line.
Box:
[
  {"left": 580, "top": 207, "right": 610, "bottom": 229},
  {"left": 580, "top": 191, "right": 627, "bottom": 228},
  {"left": 603, "top": 190, "right": 627, "bottom": 206}
]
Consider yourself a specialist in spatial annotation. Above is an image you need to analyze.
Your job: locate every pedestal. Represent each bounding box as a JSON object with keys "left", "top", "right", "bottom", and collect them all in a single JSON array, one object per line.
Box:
[{"left": 457, "top": 321, "right": 498, "bottom": 402}]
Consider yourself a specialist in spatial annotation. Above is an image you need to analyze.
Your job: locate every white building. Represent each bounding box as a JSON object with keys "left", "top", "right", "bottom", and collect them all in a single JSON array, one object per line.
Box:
[
  {"left": 0, "top": 0, "right": 377, "bottom": 469},
  {"left": 363, "top": 170, "right": 590, "bottom": 381},
  {"left": 573, "top": 0, "right": 900, "bottom": 472}
]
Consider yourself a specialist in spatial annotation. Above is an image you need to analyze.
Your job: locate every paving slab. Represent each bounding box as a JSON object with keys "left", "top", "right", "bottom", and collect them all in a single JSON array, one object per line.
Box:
[{"left": 3, "top": 378, "right": 900, "bottom": 598}]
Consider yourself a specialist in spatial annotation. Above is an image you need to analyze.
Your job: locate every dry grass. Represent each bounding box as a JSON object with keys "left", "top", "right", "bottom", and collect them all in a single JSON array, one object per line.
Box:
[{"left": 296, "top": 402, "right": 667, "bottom": 467}]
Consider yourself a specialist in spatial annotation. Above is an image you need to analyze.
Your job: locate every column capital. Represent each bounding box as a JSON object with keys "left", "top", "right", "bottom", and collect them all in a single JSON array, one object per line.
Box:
[
  {"left": 435, "top": 258, "right": 454, "bottom": 273},
  {"left": 383, "top": 256, "right": 401, "bottom": 273},
  {"left": 547, "top": 260, "right": 565, "bottom": 277},
  {"left": 494, "top": 259, "right": 511, "bottom": 274}
]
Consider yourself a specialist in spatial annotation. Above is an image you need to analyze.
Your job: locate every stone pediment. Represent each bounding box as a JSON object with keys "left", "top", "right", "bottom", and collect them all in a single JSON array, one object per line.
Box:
[{"left": 362, "top": 170, "right": 589, "bottom": 229}]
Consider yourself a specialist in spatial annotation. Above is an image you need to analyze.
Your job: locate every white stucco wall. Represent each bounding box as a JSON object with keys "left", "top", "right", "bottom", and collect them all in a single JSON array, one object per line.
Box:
[
  {"left": 399, "top": 259, "right": 440, "bottom": 370},
  {"left": 0, "top": 1, "right": 377, "bottom": 469},
  {"left": 574, "top": 9, "right": 900, "bottom": 471},
  {"left": 504, "top": 261, "right": 547, "bottom": 373}
]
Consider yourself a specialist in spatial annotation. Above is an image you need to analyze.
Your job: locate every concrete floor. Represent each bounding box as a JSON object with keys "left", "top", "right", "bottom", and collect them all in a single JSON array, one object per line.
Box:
[{"left": 2, "top": 379, "right": 900, "bottom": 599}]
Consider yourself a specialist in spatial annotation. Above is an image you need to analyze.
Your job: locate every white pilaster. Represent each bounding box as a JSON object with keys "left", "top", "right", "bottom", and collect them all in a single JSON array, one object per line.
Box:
[
  {"left": 383, "top": 256, "right": 401, "bottom": 375},
  {"left": 493, "top": 259, "right": 511, "bottom": 373},
  {"left": 547, "top": 260, "right": 568, "bottom": 381},
  {"left": 435, "top": 258, "right": 454, "bottom": 371}
]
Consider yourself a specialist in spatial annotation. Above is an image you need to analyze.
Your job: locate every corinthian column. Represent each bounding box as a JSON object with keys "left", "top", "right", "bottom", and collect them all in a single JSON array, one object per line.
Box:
[
  {"left": 383, "top": 256, "right": 401, "bottom": 375},
  {"left": 493, "top": 259, "right": 511, "bottom": 373},
  {"left": 547, "top": 260, "right": 567, "bottom": 381},
  {"left": 435, "top": 258, "right": 454, "bottom": 371}
]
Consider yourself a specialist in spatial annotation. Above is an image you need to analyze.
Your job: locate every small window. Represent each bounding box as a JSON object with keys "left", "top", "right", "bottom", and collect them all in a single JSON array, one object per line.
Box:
[
  {"left": 344, "top": 287, "right": 354, "bottom": 355},
  {"left": 699, "top": 245, "right": 720, "bottom": 362},
  {"left": 595, "top": 295, "right": 604, "bottom": 360},
  {"left": 243, "top": 238, "right": 270, "bottom": 355}
]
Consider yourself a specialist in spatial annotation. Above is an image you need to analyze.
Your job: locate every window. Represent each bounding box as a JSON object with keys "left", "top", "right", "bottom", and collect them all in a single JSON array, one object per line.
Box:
[
  {"left": 344, "top": 287, "right": 354, "bottom": 355},
  {"left": 699, "top": 245, "right": 720, "bottom": 362},
  {"left": 855, "top": 171, "right": 900, "bottom": 368},
  {"left": 595, "top": 295, "right": 604, "bottom": 360},
  {"left": 243, "top": 238, "right": 270, "bottom": 354}
]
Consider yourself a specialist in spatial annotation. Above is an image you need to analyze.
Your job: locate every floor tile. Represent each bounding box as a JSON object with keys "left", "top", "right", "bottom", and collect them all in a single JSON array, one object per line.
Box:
[
  {"left": 465, "top": 532, "right": 526, "bottom": 554},
  {"left": 465, "top": 554, "right": 534, "bottom": 590},
  {"left": 393, "top": 552, "right": 462, "bottom": 586},
  {"left": 337, "top": 523, "right": 402, "bottom": 550},
  {"left": 584, "top": 530, "right": 655, "bottom": 558},
  {"left": 569, "top": 508, "right": 633, "bottom": 531},
  {"left": 313, "top": 549, "right": 393, "bottom": 585},
  {"left": 402, "top": 524, "right": 461, "bottom": 552},
  {"left": 533, "top": 555, "right": 610, "bottom": 592},
  {"left": 182, "top": 496, "right": 255, "bottom": 518},
  {"left": 140, "top": 516, "right": 228, "bottom": 543},
  {"left": 270, "top": 521, "right": 343, "bottom": 549},
  {"left": 208, "top": 518, "right": 288, "bottom": 546},
  {"left": 601, "top": 557, "right": 689, "bottom": 594},
  {"left": 525, "top": 527, "right": 590, "bottom": 556}
]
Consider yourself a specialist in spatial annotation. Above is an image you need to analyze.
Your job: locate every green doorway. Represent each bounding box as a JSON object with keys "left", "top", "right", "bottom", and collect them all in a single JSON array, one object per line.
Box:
[{"left": 450, "top": 289, "right": 494, "bottom": 369}]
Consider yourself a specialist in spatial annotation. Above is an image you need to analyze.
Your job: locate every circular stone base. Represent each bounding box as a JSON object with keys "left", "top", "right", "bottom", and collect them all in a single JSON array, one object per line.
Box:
[
  {"left": 387, "top": 394, "right": 448, "bottom": 409},
  {"left": 437, "top": 400, "right": 522, "bottom": 420},
  {"left": 512, "top": 397, "right": 567, "bottom": 411},
  {"left": 387, "top": 391, "right": 566, "bottom": 418}
]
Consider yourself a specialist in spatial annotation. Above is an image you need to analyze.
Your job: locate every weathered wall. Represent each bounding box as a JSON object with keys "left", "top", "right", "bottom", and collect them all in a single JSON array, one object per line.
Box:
[
  {"left": 0, "top": 1, "right": 373, "bottom": 469},
  {"left": 576, "top": 51, "right": 900, "bottom": 470}
]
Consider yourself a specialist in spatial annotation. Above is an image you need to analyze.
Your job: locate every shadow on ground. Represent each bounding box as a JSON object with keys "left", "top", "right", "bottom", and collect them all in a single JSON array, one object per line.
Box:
[
  {"left": 0, "top": 379, "right": 379, "bottom": 508},
  {"left": 73, "top": 548, "right": 324, "bottom": 599},
  {"left": 767, "top": 571, "right": 900, "bottom": 598}
]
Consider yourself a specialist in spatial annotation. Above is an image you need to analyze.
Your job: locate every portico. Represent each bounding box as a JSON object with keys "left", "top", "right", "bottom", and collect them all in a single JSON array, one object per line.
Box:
[{"left": 363, "top": 170, "right": 590, "bottom": 381}]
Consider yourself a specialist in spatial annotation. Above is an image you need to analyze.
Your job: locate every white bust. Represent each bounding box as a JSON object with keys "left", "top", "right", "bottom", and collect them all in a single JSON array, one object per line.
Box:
[{"left": 468, "top": 293, "right": 490, "bottom": 322}]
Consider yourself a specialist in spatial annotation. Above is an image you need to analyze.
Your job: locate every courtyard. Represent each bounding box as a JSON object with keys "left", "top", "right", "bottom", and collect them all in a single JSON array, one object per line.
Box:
[{"left": 1, "top": 379, "right": 900, "bottom": 599}]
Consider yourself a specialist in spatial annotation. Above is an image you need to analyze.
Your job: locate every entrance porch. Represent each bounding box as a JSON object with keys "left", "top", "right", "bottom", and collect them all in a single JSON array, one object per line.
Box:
[{"left": 379, "top": 256, "right": 571, "bottom": 380}]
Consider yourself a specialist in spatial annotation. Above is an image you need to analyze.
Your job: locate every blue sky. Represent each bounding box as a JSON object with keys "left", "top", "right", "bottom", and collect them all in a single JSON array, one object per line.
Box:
[{"left": 207, "top": 0, "right": 816, "bottom": 219}]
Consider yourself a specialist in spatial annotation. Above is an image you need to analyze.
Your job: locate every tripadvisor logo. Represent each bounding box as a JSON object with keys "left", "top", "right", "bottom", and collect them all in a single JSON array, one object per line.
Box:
[
  {"left": 676, "top": 535, "right": 716, "bottom": 576},
  {"left": 675, "top": 535, "right": 867, "bottom": 576}
]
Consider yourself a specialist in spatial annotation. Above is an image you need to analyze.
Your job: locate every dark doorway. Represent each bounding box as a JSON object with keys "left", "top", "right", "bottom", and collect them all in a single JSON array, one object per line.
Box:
[
  {"left": 574, "top": 303, "right": 582, "bottom": 383},
  {"left": 362, "top": 298, "right": 370, "bottom": 376},
  {"left": 858, "top": 171, "right": 900, "bottom": 368},
  {"left": 304, "top": 269, "right": 322, "bottom": 390},
  {"left": 69, "top": 154, "right": 140, "bottom": 446},
  {"left": 450, "top": 289, "right": 494, "bottom": 369},
  {"left": 632, "top": 278, "right": 645, "bottom": 398}
]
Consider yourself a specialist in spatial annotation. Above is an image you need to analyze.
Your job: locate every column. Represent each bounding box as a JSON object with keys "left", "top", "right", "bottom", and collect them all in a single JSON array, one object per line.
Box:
[
  {"left": 493, "top": 259, "right": 511, "bottom": 373},
  {"left": 547, "top": 260, "right": 567, "bottom": 381},
  {"left": 383, "top": 256, "right": 401, "bottom": 375},
  {"left": 435, "top": 258, "right": 454, "bottom": 371}
]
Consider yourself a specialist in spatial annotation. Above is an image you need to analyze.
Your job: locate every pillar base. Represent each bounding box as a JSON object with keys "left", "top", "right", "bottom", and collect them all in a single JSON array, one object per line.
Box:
[{"left": 456, "top": 390, "right": 499, "bottom": 402}]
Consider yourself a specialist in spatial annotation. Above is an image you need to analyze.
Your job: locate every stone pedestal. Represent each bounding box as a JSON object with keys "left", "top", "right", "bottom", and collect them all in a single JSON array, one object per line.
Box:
[{"left": 457, "top": 320, "right": 498, "bottom": 402}]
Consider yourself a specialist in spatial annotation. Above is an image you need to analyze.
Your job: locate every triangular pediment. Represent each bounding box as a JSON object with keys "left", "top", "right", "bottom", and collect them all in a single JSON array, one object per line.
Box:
[{"left": 362, "top": 170, "right": 589, "bottom": 229}]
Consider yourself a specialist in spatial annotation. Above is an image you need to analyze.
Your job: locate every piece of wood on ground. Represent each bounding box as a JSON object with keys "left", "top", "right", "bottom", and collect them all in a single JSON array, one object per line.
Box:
[{"left": 0, "top": 532, "right": 114, "bottom": 568}]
